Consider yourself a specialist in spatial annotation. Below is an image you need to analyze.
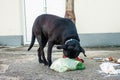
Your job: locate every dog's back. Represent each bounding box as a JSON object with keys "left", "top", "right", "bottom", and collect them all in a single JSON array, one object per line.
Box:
[
  {"left": 34, "top": 14, "right": 79, "bottom": 44},
  {"left": 28, "top": 14, "right": 79, "bottom": 50}
]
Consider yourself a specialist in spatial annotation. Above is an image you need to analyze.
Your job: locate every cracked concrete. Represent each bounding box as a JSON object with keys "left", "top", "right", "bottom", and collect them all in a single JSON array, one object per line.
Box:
[{"left": 0, "top": 46, "right": 120, "bottom": 80}]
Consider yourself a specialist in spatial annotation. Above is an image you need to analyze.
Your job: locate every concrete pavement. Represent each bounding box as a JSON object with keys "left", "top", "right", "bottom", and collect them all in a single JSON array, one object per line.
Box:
[{"left": 0, "top": 46, "right": 120, "bottom": 80}]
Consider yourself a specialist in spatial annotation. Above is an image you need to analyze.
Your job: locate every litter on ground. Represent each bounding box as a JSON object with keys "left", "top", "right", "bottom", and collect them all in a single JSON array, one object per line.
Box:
[{"left": 99, "top": 62, "right": 120, "bottom": 75}]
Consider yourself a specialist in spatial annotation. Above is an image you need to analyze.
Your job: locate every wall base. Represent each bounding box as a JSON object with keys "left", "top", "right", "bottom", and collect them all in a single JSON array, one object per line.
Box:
[
  {"left": 0, "top": 33, "right": 120, "bottom": 47},
  {"left": 79, "top": 33, "right": 120, "bottom": 47},
  {"left": 0, "top": 35, "right": 23, "bottom": 46}
]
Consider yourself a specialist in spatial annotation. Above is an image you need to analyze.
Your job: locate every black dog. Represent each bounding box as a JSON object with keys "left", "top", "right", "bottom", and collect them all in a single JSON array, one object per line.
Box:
[{"left": 28, "top": 14, "right": 86, "bottom": 66}]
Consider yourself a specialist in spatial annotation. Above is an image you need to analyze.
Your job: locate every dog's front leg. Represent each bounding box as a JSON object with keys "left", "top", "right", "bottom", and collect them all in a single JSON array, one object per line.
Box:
[{"left": 47, "top": 41, "right": 54, "bottom": 67}]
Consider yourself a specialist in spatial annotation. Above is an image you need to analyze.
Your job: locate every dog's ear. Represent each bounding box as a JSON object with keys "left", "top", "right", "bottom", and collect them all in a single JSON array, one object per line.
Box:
[
  {"left": 56, "top": 45, "right": 67, "bottom": 49},
  {"left": 80, "top": 47, "right": 87, "bottom": 57}
]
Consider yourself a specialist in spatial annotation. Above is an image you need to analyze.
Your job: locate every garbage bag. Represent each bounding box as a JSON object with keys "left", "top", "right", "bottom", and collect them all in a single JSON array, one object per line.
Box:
[
  {"left": 50, "top": 58, "right": 85, "bottom": 72},
  {"left": 100, "top": 62, "right": 120, "bottom": 74}
]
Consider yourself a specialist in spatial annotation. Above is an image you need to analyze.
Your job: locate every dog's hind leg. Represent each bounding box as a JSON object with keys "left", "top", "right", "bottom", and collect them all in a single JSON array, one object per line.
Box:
[
  {"left": 37, "top": 35, "right": 48, "bottom": 65},
  {"left": 41, "top": 36, "right": 48, "bottom": 65},
  {"left": 37, "top": 47, "right": 43, "bottom": 63},
  {"left": 47, "top": 41, "right": 54, "bottom": 67}
]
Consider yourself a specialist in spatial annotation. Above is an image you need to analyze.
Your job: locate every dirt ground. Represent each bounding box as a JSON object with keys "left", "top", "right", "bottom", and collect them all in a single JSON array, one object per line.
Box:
[{"left": 0, "top": 46, "right": 120, "bottom": 80}]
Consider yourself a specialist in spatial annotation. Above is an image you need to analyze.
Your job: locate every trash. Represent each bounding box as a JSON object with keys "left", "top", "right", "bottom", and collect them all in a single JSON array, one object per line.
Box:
[
  {"left": 118, "top": 59, "right": 120, "bottom": 63},
  {"left": 92, "top": 56, "right": 120, "bottom": 64},
  {"left": 100, "top": 62, "right": 120, "bottom": 74},
  {"left": 108, "top": 56, "right": 113, "bottom": 61},
  {"left": 92, "top": 57, "right": 103, "bottom": 60},
  {"left": 50, "top": 58, "right": 85, "bottom": 72},
  {"left": 92, "top": 57, "right": 103, "bottom": 62},
  {"left": 63, "top": 55, "right": 84, "bottom": 63}
]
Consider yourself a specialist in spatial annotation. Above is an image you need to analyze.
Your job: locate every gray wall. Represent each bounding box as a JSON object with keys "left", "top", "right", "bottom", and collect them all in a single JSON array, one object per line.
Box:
[
  {"left": 0, "top": 33, "right": 120, "bottom": 47},
  {"left": 0, "top": 36, "right": 23, "bottom": 46},
  {"left": 79, "top": 33, "right": 120, "bottom": 47}
]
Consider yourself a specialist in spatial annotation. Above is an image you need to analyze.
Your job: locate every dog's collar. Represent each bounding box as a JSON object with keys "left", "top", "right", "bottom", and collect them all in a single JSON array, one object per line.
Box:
[{"left": 65, "top": 39, "right": 77, "bottom": 44}]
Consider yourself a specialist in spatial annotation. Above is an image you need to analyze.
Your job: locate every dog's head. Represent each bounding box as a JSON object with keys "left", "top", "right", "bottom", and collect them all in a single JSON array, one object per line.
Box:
[{"left": 57, "top": 39, "right": 86, "bottom": 58}]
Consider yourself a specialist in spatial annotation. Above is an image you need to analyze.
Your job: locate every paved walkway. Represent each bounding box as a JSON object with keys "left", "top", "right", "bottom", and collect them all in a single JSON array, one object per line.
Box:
[{"left": 0, "top": 46, "right": 120, "bottom": 80}]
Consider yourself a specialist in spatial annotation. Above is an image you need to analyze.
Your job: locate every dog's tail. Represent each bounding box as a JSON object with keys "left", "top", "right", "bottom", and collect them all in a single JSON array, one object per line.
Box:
[{"left": 28, "top": 31, "right": 35, "bottom": 51}]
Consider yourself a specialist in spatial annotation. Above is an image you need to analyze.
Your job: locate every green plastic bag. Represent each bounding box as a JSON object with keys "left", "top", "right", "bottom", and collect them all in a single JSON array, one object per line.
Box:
[{"left": 50, "top": 58, "right": 85, "bottom": 72}]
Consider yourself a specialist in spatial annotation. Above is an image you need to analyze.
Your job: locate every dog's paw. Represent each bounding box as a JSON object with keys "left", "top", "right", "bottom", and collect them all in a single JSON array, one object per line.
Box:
[
  {"left": 44, "top": 61, "right": 48, "bottom": 66},
  {"left": 48, "top": 62, "right": 52, "bottom": 67},
  {"left": 39, "top": 59, "right": 44, "bottom": 63}
]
